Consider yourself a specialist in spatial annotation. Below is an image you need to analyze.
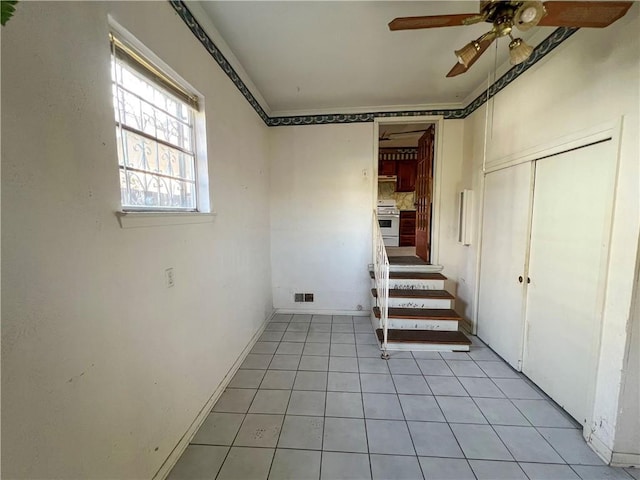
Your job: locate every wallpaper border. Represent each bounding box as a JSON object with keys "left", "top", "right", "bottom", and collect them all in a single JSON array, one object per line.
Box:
[{"left": 170, "top": 1, "right": 578, "bottom": 126}]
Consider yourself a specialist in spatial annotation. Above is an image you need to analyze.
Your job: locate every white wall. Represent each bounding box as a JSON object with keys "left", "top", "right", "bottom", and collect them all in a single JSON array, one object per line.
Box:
[
  {"left": 1, "top": 2, "right": 272, "bottom": 478},
  {"left": 613, "top": 241, "right": 640, "bottom": 464},
  {"left": 269, "top": 123, "right": 374, "bottom": 313},
  {"left": 268, "top": 120, "right": 468, "bottom": 316},
  {"left": 434, "top": 120, "right": 469, "bottom": 316},
  {"left": 459, "top": 4, "right": 640, "bottom": 461},
  {"left": 457, "top": 103, "right": 488, "bottom": 326}
]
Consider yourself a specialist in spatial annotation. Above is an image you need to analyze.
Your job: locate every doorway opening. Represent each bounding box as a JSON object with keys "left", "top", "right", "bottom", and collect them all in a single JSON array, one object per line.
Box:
[{"left": 375, "top": 119, "right": 437, "bottom": 265}]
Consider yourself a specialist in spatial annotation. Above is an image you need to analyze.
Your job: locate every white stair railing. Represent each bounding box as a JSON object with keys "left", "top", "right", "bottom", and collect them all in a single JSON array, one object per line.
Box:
[{"left": 373, "top": 210, "right": 390, "bottom": 359}]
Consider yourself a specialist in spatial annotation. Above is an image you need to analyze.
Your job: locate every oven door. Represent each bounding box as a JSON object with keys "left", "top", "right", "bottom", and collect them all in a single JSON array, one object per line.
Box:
[
  {"left": 378, "top": 214, "right": 399, "bottom": 236},
  {"left": 382, "top": 235, "right": 399, "bottom": 247}
]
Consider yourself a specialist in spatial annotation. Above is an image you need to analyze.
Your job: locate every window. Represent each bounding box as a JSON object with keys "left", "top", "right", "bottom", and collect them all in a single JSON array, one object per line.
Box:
[{"left": 110, "top": 33, "right": 205, "bottom": 211}]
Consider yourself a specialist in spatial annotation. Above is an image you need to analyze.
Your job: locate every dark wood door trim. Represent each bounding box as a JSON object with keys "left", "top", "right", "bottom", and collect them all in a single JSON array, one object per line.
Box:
[{"left": 415, "top": 127, "right": 434, "bottom": 262}]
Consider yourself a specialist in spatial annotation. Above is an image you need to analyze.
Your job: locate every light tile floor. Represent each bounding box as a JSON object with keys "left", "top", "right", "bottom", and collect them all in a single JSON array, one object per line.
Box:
[{"left": 168, "top": 314, "right": 639, "bottom": 480}]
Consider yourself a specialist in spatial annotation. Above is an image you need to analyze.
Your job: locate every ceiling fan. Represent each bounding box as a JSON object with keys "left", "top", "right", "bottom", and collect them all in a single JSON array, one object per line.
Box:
[
  {"left": 388, "top": 1, "right": 633, "bottom": 77},
  {"left": 379, "top": 129, "right": 429, "bottom": 141}
]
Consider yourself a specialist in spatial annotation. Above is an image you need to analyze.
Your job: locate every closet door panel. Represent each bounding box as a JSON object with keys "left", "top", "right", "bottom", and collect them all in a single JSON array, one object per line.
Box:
[
  {"left": 477, "top": 163, "right": 533, "bottom": 369},
  {"left": 523, "top": 140, "right": 615, "bottom": 425}
]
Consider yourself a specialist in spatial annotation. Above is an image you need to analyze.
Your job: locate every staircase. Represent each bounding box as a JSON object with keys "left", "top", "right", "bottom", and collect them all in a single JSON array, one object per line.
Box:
[{"left": 369, "top": 268, "right": 471, "bottom": 352}]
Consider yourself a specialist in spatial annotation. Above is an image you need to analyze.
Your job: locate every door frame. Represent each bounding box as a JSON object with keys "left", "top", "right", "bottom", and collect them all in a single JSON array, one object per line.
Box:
[
  {"left": 373, "top": 116, "right": 444, "bottom": 265},
  {"left": 521, "top": 138, "right": 617, "bottom": 426},
  {"left": 474, "top": 118, "right": 623, "bottom": 452}
]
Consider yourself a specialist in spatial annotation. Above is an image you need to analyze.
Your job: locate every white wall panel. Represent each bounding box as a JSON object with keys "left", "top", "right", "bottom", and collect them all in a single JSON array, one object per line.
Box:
[
  {"left": 1, "top": 2, "right": 272, "bottom": 478},
  {"left": 269, "top": 123, "right": 374, "bottom": 313}
]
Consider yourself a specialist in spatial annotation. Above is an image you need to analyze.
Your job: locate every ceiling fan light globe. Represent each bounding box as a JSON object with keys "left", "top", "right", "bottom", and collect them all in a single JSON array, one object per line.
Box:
[
  {"left": 514, "top": 1, "right": 546, "bottom": 31},
  {"left": 454, "top": 41, "right": 480, "bottom": 67},
  {"left": 521, "top": 6, "right": 537, "bottom": 23},
  {"left": 509, "top": 38, "right": 534, "bottom": 65}
]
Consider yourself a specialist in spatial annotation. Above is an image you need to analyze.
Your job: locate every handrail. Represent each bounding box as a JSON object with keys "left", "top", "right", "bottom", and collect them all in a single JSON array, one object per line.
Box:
[{"left": 372, "top": 210, "right": 390, "bottom": 359}]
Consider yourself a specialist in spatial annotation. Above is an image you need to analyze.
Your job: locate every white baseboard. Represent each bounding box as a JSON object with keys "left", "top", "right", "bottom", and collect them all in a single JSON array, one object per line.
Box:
[
  {"left": 587, "top": 430, "right": 613, "bottom": 465},
  {"left": 275, "top": 308, "right": 370, "bottom": 316},
  {"left": 152, "top": 310, "right": 276, "bottom": 480},
  {"left": 611, "top": 452, "right": 640, "bottom": 467},
  {"left": 459, "top": 318, "right": 473, "bottom": 333}
]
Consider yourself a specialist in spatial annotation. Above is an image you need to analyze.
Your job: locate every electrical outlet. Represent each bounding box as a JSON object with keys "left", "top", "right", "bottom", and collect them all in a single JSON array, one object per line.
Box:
[
  {"left": 304, "top": 293, "right": 314, "bottom": 302},
  {"left": 294, "top": 293, "right": 304, "bottom": 302},
  {"left": 165, "top": 268, "right": 175, "bottom": 288}
]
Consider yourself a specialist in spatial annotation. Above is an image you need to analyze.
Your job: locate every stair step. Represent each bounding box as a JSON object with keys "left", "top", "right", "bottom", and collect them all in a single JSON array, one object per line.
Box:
[
  {"left": 373, "top": 306, "right": 461, "bottom": 321},
  {"left": 369, "top": 271, "right": 447, "bottom": 281},
  {"left": 387, "top": 256, "right": 430, "bottom": 266},
  {"left": 376, "top": 328, "right": 471, "bottom": 346},
  {"left": 371, "top": 288, "right": 454, "bottom": 300}
]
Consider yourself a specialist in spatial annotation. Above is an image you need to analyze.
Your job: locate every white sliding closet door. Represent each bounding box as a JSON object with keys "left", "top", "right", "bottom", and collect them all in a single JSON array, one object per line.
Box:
[
  {"left": 478, "top": 162, "right": 533, "bottom": 369},
  {"left": 523, "top": 140, "right": 616, "bottom": 425}
]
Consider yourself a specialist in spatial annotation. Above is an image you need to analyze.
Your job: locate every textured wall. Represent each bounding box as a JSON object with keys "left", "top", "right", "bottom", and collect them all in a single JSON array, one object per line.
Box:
[{"left": 1, "top": 2, "right": 272, "bottom": 477}]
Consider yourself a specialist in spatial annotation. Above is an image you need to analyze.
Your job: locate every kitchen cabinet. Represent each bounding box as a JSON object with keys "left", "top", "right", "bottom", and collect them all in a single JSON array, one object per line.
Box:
[
  {"left": 396, "top": 160, "right": 417, "bottom": 192},
  {"left": 399, "top": 210, "right": 416, "bottom": 246},
  {"left": 378, "top": 160, "right": 396, "bottom": 176},
  {"left": 477, "top": 139, "right": 617, "bottom": 425}
]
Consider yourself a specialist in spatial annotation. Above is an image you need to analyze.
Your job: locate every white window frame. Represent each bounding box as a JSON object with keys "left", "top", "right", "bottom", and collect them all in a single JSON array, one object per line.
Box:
[{"left": 109, "top": 22, "right": 212, "bottom": 227}]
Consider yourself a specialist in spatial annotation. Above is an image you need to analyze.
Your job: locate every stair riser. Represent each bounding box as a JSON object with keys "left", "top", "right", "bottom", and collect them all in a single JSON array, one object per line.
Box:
[
  {"left": 388, "top": 265, "right": 444, "bottom": 274},
  {"left": 382, "top": 342, "right": 470, "bottom": 352},
  {"left": 387, "top": 318, "right": 459, "bottom": 331},
  {"left": 378, "top": 279, "right": 446, "bottom": 290},
  {"left": 387, "top": 298, "right": 453, "bottom": 309}
]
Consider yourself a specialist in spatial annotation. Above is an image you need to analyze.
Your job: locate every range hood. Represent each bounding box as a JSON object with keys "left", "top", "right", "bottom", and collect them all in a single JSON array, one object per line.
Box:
[{"left": 378, "top": 175, "right": 397, "bottom": 182}]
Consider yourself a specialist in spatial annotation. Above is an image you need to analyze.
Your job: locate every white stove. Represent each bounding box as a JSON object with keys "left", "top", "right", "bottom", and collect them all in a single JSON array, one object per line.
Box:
[
  {"left": 377, "top": 200, "right": 400, "bottom": 247},
  {"left": 377, "top": 199, "right": 400, "bottom": 216}
]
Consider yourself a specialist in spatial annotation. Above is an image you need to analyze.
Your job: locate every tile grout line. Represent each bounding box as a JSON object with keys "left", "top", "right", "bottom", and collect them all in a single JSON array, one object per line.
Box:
[
  {"left": 318, "top": 315, "right": 336, "bottom": 480},
  {"left": 192, "top": 320, "right": 607, "bottom": 479},
  {"left": 390, "top": 355, "right": 426, "bottom": 479},
  {"left": 445, "top": 354, "right": 516, "bottom": 468},
  {"left": 242, "top": 312, "right": 291, "bottom": 480},
  {"left": 355, "top": 320, "right": 375, "bottom": 480},
  {"left": 490, "top": 365, "right": 585, "bottom": 467},
  {"left": 426, "top": 348, "right": 479, "bottom": 478},
  {"left": 448, "top": 355, "right": 570, "bottom": 473}
]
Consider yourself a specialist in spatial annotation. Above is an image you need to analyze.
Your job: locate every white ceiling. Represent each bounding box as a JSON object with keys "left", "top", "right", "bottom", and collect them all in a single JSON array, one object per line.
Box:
[{"left": 190, "top": 1, "right": 555, "bottom": 116}]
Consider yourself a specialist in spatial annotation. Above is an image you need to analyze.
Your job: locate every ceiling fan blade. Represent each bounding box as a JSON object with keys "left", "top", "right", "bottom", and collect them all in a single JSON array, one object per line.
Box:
[
  {"left": 446, "top": 62, "right": 469, "bottom": 78},
  {"left": 446, "top": 35, "right": 496, "bottom": 78},
  {"left": 386, "top": 130, "right": 429, "bottom": 139},
  {"left": 380, "top": 128, "right": 429, "bottom": 142},
  {"left": 389, "top": 13, "right": 481, "bottom": 31},
  {"left": 392, "top": 129, "right": 429, "bottom": 135},
  {"left": 539, "top": 1, "right": 632, "bottom": 28}
]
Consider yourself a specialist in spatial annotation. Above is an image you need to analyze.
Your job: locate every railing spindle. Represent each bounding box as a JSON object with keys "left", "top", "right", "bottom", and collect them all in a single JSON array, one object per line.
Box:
[{"left": 372, "top": 210, "right": 390, "bottom": 359}]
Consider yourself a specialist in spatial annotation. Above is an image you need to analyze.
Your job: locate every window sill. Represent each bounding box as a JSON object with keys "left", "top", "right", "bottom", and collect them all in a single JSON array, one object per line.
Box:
[{"left": 115, "top": 211, "right": 216, "bottom": 229}]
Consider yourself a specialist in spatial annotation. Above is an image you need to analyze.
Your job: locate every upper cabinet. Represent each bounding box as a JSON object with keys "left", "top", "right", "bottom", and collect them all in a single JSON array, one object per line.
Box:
[
  {"left": 396, "top": 160, "right": 417, "bottom": 192},
  {"left": 379, "top": 160, "right": 397, "bottom": 176},
  {"left": 379, "top": 148, "right": 418, "bottom": 191}
]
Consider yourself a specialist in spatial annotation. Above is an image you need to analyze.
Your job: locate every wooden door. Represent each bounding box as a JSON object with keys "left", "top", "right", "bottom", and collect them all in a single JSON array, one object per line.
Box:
[
  {"left": 396, "top": 160, "right": 417, "bottom": 192},
  {"left": 477, "top": 163, "right": 533, "bottom": 369},
  {"left": 523, "top": 140, "right": 615, "bottom": 425},
  {"left": 415, "top": 127, "right": 434, "bottom": 262}
]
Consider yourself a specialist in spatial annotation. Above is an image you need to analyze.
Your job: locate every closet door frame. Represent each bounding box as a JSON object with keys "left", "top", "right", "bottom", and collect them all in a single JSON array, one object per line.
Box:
[
  {"left": 477, "top": 119, "right": 622, "bottom": 433},
  {"left": 522, "top": 138, "right": 618, "bottom": 426}
]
